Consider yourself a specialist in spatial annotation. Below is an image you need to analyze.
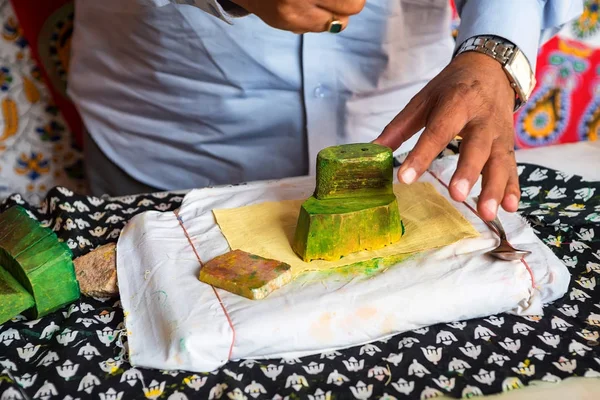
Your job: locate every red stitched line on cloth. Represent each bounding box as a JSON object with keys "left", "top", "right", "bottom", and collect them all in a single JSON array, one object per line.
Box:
[
  {"left": 174, "top": 210, "right": 236, "bottom": 360},
  {"left": 425, "top": 170, "right": 536, "bottom": 289}
]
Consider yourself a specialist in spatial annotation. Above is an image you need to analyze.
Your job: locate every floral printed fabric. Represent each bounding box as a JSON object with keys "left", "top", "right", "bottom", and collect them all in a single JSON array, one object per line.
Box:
[
  {"left": 0, "top": 0, "right": 84, "bottom": 205},
  {"left": 0, "top": 163, "right": 599, "bottom": 400}
]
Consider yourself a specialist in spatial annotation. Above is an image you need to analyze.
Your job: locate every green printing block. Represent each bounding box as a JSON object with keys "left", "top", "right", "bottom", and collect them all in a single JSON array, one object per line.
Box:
[
  {"left": 0, "top": 266, "right": 34, "bottom": 324},
  {"left": 293, "top": 143, "right": 403, "bottom": 262},
  {"left": 0, "top": 206, "right": 80, "bottom": 319},
  {"left": 199, "top": 249, "right": 292, "bottom": 300},
  {"left": 292, "top": 194, "right": 402, "bottom": 262},
  {"left": 314, "top": 143, "right": 393, "bottom": 200}
]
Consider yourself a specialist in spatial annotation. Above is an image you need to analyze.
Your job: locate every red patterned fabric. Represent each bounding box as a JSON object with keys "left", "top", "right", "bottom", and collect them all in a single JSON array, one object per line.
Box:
[
  {"left": 10, "top": 0, "right": 83, "bottom": 148},
  {"left": 515, "top": 36, "right": 599, "bottom": 148}
]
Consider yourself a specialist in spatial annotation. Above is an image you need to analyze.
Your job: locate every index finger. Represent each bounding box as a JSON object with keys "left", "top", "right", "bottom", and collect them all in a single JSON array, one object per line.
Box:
[
  {"left": 397, "top": 92, "right": 471, "bottom": 184},
  {"left": 373, "top": 93, "right": 428, "bottom": 151}
]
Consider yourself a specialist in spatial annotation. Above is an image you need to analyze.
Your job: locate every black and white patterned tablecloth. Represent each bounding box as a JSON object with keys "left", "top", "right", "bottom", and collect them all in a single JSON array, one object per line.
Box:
[{"left": 0, "top": 163, "right": 599, "bottom": 400}]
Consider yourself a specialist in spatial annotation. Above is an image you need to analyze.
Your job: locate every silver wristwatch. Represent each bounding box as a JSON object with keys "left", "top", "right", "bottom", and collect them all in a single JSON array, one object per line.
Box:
[{"left": 456, "top": 36, "right": 536, "bottom": 112}]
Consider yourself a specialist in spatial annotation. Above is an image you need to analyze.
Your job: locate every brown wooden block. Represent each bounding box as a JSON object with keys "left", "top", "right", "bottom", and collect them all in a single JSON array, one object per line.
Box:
[{"left": 199, "top": 249, "right": 292, "bottom": 300}]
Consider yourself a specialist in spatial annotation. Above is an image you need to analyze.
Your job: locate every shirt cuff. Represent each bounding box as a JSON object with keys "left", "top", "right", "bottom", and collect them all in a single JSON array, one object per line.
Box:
[{"left": 455, "top": 0, "right": 543, "bottom": 71}]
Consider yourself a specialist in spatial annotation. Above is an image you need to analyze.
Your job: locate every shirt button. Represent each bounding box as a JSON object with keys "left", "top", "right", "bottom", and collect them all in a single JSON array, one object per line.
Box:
[{"left": 314, "top": 85, "right": 331, "bottom": 98}]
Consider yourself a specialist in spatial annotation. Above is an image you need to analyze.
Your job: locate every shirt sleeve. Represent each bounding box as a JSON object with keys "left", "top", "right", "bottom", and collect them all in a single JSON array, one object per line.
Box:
[
  {"left": 454, "top": 0, "right": 584, "bottom": 71},
  {"left": 146, "top": 0, "right": 249, "bottom": 24}
]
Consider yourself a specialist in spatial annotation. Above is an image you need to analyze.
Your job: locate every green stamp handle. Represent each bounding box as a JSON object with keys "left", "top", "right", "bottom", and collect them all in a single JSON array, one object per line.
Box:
[{"left": 315, "top": 143, "right": 393, "bottom": 200}]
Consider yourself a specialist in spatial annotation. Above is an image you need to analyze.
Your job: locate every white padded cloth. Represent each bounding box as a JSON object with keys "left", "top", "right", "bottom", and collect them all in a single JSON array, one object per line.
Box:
[{"left": 116, "top": 156, "right": 570, "bottom": 372}]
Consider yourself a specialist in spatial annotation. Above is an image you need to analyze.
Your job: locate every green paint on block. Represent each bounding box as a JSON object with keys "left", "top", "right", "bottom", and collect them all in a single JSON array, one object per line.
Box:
[
  {"left": 292, "top": 194, "right": 402, "bottom": 262},
  {"left": 0, "top": 266, "right": 35, "bottom": 324},
  {"left": 294, "top": 143, "right": 403, "bottom": 262},
  {"left": 0, "top": 206, "right": 80, "bottom": 319},
  {"left": 315, "top": 143, "right": 393, "bottom": 200},
  {"left": 306, "top": 253, "right": 414, "bottom": 281}
]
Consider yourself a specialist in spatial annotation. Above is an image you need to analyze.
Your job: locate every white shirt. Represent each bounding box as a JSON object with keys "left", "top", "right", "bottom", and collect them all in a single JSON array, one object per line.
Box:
[{"left": 68, "top": 0, "right": 582, "bottom": 190}]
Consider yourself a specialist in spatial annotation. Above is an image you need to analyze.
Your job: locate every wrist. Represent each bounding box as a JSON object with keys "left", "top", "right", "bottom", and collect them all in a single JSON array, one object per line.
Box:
[
  {"left": 455, "top": 36, "right": 536, "bottom": 112},
  {"left": 452, "top": 51, "right": 516, "bottom": 112}
]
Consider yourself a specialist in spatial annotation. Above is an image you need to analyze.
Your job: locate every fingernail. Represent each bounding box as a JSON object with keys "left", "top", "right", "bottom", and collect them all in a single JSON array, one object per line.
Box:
[
  {"left": 508, "top": 194, "right": 519, "bottom": 208},
  {"left": 484, "top": 199, "right": 498, "bottom": 216},
  {"left": 453, "top": 179, "right": 470, "bottom": 198},
  {"left": 400, "top": 167, "right": 416, "bottom": 184}
]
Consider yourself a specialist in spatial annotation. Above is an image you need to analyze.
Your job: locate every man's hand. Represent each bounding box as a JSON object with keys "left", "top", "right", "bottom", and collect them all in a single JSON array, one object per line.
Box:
[
  {"left": 230, "top": 0, "right": 365, "bottom": 33},
  {"left": 374, "top": 52, "right": 519, "bottom": 221}
]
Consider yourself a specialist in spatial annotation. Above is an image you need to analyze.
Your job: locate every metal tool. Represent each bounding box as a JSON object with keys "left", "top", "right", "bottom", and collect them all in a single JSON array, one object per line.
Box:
[{"left": 487, "top": 216, "right": 532, "bottom": 261}]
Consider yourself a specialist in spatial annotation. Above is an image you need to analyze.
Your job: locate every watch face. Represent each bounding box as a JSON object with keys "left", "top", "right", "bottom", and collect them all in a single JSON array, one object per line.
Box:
[{"left": 506, "top": 49, "right": 536, "bottom": 100}]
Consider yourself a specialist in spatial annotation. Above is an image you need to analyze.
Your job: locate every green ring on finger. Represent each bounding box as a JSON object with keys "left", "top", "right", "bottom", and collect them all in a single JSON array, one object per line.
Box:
[{"left": 328, "top": 19, "right": 343, "bottom": 34}]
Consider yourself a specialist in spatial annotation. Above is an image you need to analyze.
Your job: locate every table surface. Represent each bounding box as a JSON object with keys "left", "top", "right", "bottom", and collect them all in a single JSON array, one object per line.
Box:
[
  {"left": 0, "top": 142, "right": 599, "bottom": 400},
  {"left": 515, "top": 141, "right": 600, "bottom": 182}
]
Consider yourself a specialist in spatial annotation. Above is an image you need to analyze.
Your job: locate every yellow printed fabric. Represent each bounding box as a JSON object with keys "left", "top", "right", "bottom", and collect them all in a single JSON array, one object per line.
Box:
[{"left": 213, "top": 182, "right": 479, "bottom": 277}]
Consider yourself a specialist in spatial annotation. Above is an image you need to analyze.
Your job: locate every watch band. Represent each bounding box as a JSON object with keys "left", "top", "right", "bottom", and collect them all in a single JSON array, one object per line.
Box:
[
  {"left": 457, "top": 36, "right": 516, "bottom": 66},
  {"left": 456, "top": 36, "right": 533, "bottom": 112}
]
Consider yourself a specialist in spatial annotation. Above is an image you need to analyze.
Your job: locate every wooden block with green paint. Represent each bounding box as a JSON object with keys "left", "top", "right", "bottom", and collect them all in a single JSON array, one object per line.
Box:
[
  {"left": 0, "top": 206, "right": 80, "bottom": 319},
  {"left": 314, "top": 143, "right": 393, "bottom": 200},
  {"left": 293, "top": 143, "right": 403, "bottom": 261},
  {"left": 199, "top": 249, "right": 292, "bottom": 300},
  {"left": 292, "top": 194, "right": 403, "bottom": 262},
  {"left": 0, "top": 266, "right": 35, "bottom": 324}
]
